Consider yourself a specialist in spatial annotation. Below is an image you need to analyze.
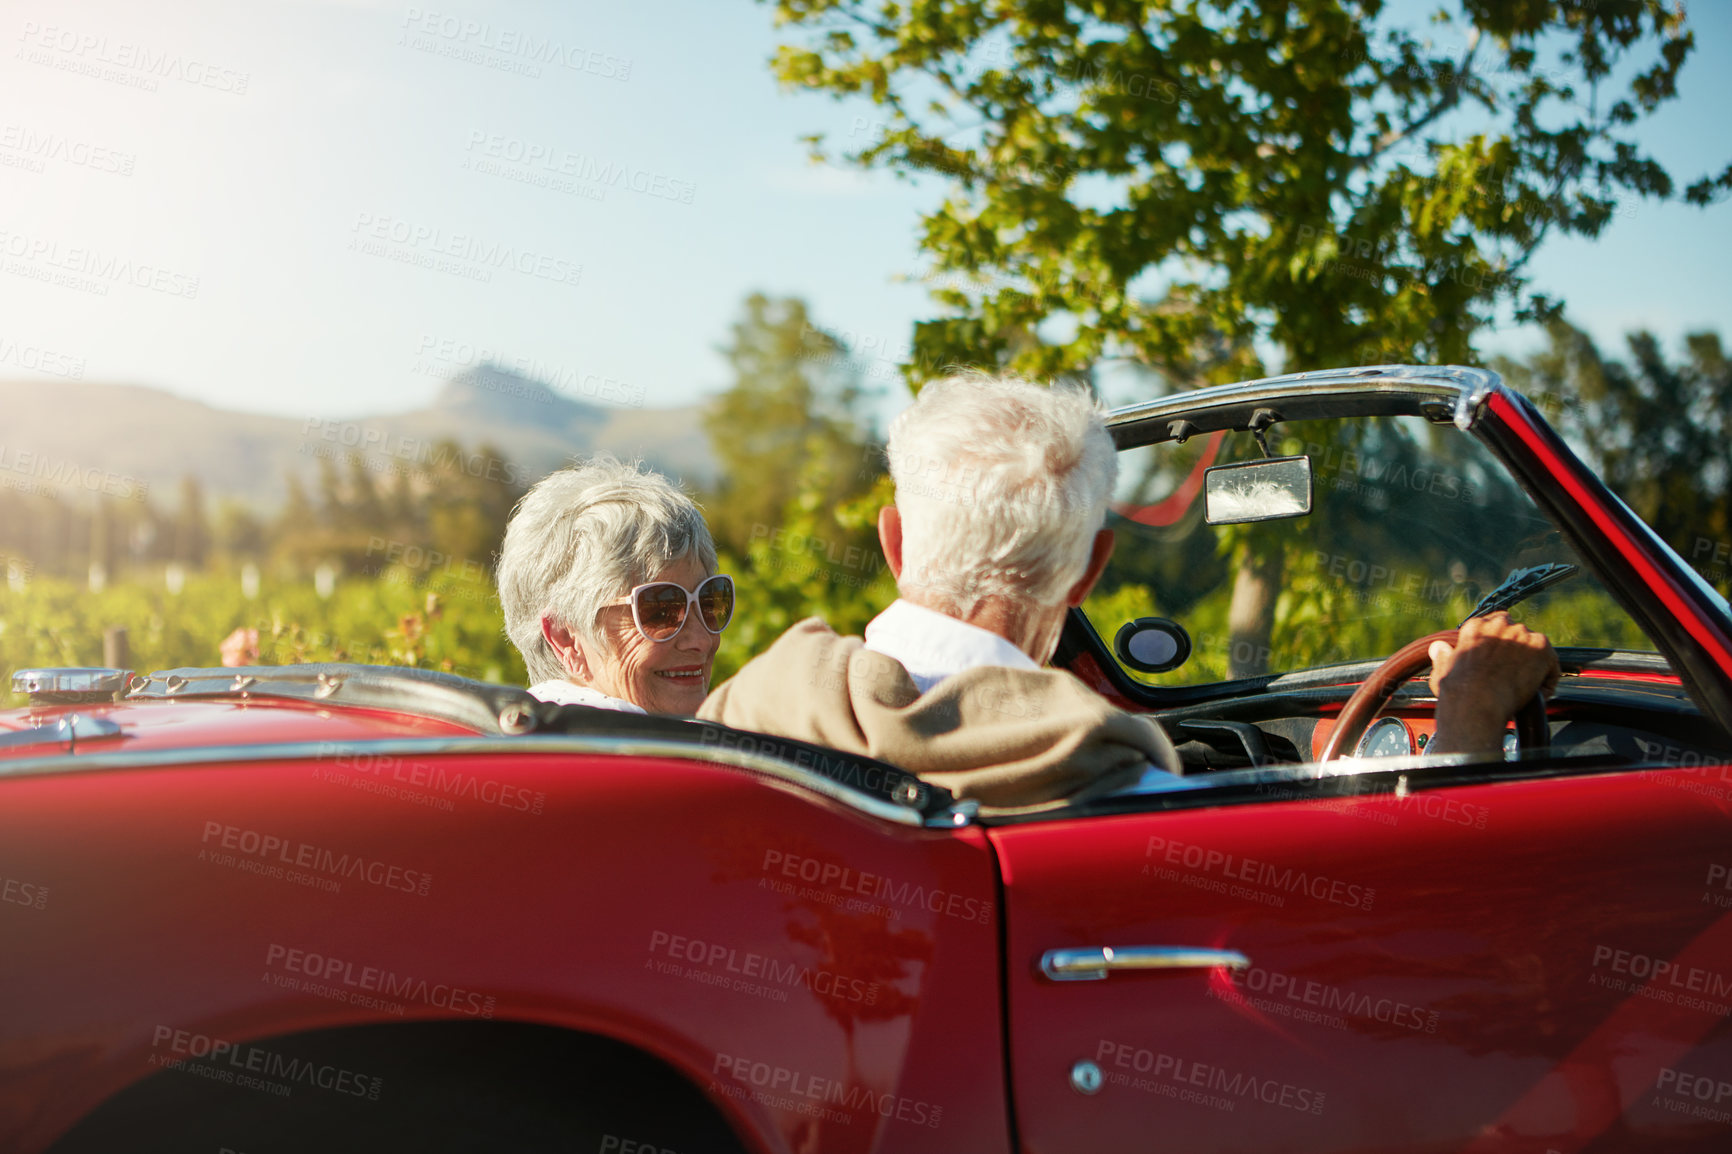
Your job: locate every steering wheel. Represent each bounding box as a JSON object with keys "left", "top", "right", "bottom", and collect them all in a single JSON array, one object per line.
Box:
[{"left": 1320, "top": 630, "right": 1549, "bottom": 761}]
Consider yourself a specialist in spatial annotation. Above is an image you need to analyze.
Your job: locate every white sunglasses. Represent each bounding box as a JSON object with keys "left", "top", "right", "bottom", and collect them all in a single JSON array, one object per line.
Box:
[{"left": 607, "top": 574, "right": 735, "bottom": 642}]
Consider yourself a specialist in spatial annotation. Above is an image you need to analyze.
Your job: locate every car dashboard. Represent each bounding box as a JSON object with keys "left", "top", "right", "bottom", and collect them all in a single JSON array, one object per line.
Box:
[{"left": 1144, "top": 662, "right": 1731, "bottom": 777}]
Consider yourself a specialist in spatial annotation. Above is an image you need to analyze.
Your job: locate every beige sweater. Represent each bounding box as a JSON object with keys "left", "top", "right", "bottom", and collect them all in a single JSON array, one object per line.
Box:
[{"left": 698, "top": 617, "right": 1177, "bottom": 811}]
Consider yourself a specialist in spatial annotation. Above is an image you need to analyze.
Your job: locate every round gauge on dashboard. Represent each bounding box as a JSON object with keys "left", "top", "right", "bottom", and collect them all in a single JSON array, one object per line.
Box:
[{"left": 1355, "top": 716, "right": 1414, "bottom": 758}]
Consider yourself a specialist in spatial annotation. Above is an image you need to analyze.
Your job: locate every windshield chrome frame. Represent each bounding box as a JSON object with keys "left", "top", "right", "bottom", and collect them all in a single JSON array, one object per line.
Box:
[
  {"left": 1106, "top": 364, "right": 1499, "bottom": 444},
  {"left": 1094, "top": 363, "right": 1732, "bottom": 737}
]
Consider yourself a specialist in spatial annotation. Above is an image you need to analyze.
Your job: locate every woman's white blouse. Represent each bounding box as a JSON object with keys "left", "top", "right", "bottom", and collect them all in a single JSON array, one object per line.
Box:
[{"left": 527, "top": 680, "right": 648, "bottom": 714}]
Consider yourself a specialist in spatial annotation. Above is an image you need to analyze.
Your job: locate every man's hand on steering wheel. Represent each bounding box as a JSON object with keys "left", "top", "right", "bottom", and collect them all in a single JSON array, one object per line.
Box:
[{"left": 1427, "top": 611, "right": 1561, "bottom": 756}]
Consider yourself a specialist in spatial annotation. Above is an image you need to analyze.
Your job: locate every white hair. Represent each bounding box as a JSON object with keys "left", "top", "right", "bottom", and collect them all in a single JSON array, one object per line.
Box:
[
  {"left": 497, "top": 455, "right": 717, "bottom": 683},
  {"left": 885, "top": 372, "right": 1117, "bottom": 616}
]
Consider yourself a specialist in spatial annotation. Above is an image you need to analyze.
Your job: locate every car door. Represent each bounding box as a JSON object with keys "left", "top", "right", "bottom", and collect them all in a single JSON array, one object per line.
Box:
[{"left": 992, "top": 760, "right": 1732, "bottom": 1153}]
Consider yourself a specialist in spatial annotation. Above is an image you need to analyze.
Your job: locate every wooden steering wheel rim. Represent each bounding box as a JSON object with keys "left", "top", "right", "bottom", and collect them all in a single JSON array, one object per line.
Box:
[{"left": 1320, "top": 629, "right": 1548, "bottom": 761}]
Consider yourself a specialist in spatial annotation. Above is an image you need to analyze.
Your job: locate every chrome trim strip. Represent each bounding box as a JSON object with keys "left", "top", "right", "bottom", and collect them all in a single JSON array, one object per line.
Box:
[
  {"left": 1041, "top": 945, "right": 1252, "bottom": 981},
  {"left": 1105, "top": 365, "right": 1505, "bottom": 433},
  {"left": 126, "top": 663, "right": 530, "bottom": 736},
  {"left": 12, "top": 666, "right": 132, "bottom": 701},
  {"left": 0, "top": 734, "right": 929, "bottom": 828}
]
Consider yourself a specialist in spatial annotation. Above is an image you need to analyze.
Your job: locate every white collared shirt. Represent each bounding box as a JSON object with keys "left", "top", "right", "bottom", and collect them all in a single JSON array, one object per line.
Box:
[
  {"left": 862, "top": 598, "right": 1040, "bottom": 694},
  {"left": 862, "top": 598, "right": 1187, "bottom": 792},
  {"left": 527, "top": 680, "right": 647, "bottom": 714}
]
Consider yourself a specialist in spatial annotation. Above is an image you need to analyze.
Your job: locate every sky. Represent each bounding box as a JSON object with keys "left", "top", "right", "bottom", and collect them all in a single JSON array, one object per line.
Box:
[{"left": 2, "top": 0, "right": 1728, "bottom": 430}]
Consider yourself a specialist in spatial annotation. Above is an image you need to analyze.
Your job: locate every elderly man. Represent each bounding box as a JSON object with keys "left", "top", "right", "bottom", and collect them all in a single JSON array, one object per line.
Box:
[
  {"left": 701, "top": 374, "right": 1557, "bottom": 808},
  {"left": 498, "top": 455, "right": 733, "bottom": 716}
]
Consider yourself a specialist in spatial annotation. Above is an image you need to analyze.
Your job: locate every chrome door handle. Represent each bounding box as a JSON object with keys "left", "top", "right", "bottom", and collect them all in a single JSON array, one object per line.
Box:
[{"left": 1040, "top": 946, "right": 1250, "bottom": 982}]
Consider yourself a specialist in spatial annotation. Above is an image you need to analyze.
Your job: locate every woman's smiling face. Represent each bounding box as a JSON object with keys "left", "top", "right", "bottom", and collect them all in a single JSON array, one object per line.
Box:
[{"left": 582, "top": 554, "right": 720, "bottom": 715}]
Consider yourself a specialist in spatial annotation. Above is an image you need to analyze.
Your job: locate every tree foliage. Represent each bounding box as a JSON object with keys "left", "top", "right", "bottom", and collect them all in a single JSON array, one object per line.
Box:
[
  {"left": 765, "top": 0, "right": 1724, "bottom": 382},
  {"left": 1495, "top": 320, "right": 1732, "bottom": 594},
  {"left": 701, "top": 293, "right": 897, "bottom": 680},
  {"left": 702, "top": 293, "right": 881, "bottom": 552},
  {"left": 763, "top": 0, "right": 1727, "bottom": 670},
  {"left": 271, "top": 440, "right": 523, "bottom": 577}
]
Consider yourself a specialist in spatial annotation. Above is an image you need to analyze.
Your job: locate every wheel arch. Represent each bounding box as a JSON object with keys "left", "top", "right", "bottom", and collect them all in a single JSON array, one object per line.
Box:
[{"left": 47, "top": 1018, "right": 759, "bottom": 1154}]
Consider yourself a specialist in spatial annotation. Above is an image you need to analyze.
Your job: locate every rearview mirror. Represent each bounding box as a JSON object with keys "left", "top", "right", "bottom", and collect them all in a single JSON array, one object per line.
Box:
[{"left": 1204, "top": 456, "right": 1313, "bottom": 524}]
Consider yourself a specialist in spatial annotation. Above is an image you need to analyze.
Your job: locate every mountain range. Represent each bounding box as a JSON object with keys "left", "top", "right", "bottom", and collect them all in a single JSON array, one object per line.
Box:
[{"left": 0, "top": 364, "right": 715, "bottom": 510}]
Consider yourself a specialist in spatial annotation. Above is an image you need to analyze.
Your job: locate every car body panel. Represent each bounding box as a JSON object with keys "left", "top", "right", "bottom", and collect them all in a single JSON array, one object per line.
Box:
[
  {"left": 992, "top": 768, "right": 1732, "bottom": 1153},
  {"left": 0, "top": 725, "right": 1008, "bottom": 1153},
  {"left": 0, "top": 697, "right": 476, "bottom": 752}
]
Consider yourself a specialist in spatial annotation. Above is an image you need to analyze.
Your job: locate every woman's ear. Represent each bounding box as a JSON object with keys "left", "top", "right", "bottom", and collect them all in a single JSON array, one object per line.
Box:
[{"left": 540, "top": 615, "right": 590, "bottom": 681}]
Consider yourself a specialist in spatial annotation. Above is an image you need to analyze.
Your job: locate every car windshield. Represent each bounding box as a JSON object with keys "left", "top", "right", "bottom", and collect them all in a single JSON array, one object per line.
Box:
[{"left": 1083, "top": 412, "right": 1660, "bottom": 687}]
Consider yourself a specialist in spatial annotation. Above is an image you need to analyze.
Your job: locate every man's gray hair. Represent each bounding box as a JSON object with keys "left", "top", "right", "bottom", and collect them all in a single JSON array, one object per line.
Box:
[
  {"left": 497, "top": 455, "right": 717, "bottom": 683},
  {"left": 886, "top": 372, "right": 1117, "bottom": 616}
]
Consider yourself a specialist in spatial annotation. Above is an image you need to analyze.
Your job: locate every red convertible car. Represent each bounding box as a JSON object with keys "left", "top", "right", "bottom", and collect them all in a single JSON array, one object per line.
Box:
[{"left": 4, "top": 366, "right": 1732, "bottom": 1153}]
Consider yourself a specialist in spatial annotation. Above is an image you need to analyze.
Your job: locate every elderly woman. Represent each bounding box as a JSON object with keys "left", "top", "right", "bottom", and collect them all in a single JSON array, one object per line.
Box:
[{"left": 497, "top": 455, "right": 733, "bottom": 715}]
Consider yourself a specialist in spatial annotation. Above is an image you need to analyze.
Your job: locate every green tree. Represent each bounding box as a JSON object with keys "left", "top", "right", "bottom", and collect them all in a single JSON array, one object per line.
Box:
[
  {"left": 703, "top": 293, "right": 877, "bottom": 554},
  {"left": 702, "top": 295, "right": 895, "bottom": 680},
  {"left": 768, "top": 0, "right": 1723, "bottom": 378},
  {"left": 267, "top": 441, "right": 523, "bottom": 581},
  {"left": 342, "top": 452, "right": 385, "bottom": 533},
  {"left": 212, "top": 499, "right": 269, "bottom": 564},
  {"left": 421, "top": 439, "right": 522, "bottom": 573},
  {"left": 764, "top": 0, "right": 1728, "bottom": 669},
  {"left": 173, "top": 476, "right": 210, "bottom": 568},
  {"left": 1495, "top": 321, "right": 1732, "bottom": 594}
]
